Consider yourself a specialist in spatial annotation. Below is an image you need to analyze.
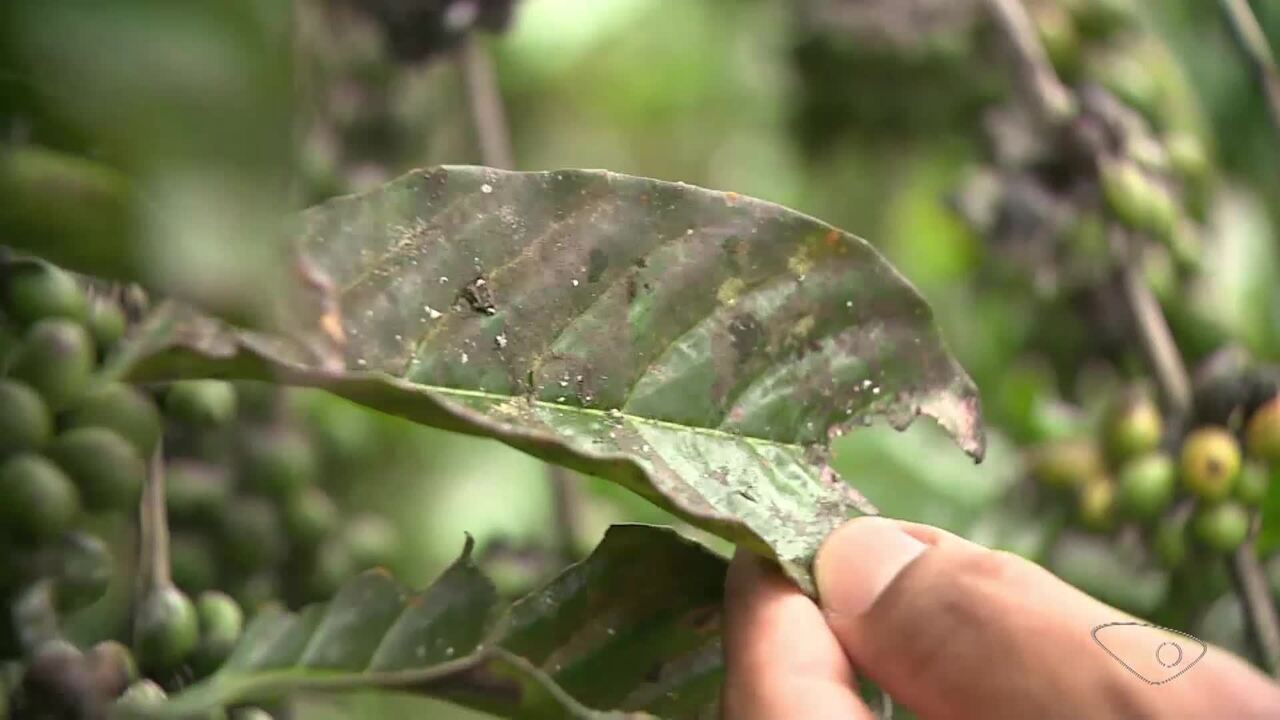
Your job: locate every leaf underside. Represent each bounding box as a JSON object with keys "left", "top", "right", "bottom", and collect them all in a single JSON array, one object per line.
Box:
[
  {"left": 122, "top": 524, "right": 727, "bottom": 719},
  {"left": 119, "top": 166, "right": 985, "bottom": 590}
]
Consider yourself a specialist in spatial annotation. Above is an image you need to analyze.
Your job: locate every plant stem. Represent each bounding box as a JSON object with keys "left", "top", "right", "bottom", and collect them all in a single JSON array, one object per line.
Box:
[
  {"left": 549, "top": 465, "right": 583, "bottom": 564},
  {"left": 1218, "top": 0, "right": 1280, "bottom": 149},
  {"left": 1232, "top": 515, "right": 1280, "bottom": 676},
  {"left": 984, "top": 0, "right": 1280, "bottom": 678},
  {"left": 457, "top": 31, "right": 584, "bottom": 565},
  {"left": 1116, "top": 261, "right": 1192, "bottom": 414},
  {"left": 984, "top": 0, "right": 1075, "bottom": 125},
  {"left": 137, "top": 445, "right": 172, "bottom": 601},
  {"left": 458, "top": 37, "right": 514, "bottom": 171}
]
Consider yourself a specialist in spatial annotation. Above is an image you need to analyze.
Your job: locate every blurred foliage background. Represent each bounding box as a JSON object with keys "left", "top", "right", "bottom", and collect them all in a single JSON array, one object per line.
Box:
[{"left": 5, "top": 0, "right": 1280, "bottom": 716}]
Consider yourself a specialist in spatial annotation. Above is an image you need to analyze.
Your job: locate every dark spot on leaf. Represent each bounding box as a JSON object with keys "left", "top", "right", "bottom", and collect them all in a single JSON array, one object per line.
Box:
[
  {"left": 457, "top": 276, "right": 497, "bottom": 315},
  {"left": 587, "top": 248, "right": 608, "bottom": 283},
  {"left": 728, "top": 313, "right": 762, "bottom": 365},
  {"left": 736, "top": 489, "right": 756, "bottom": 502}
]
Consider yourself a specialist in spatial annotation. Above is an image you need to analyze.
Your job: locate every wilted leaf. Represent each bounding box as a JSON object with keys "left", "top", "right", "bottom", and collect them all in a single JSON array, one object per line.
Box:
[
  {"left": 117, "top": 166, "right": 984, "bottom": 590},
  {"left": 119, "top": 524, "right": 727, "bottom": 719}
]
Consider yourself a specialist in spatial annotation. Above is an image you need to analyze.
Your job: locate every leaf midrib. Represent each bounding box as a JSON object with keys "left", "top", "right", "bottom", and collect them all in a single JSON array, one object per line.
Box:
[{"left": 417, "top": 379, "right": 815, "bottom": 451}]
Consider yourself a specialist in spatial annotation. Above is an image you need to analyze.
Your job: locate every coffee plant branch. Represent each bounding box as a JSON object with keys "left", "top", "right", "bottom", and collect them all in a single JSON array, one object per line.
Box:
[
  {"left": 1217, "top": 0, "right": 1280, "bottom": 155},
  {"left": 985, "top": 0, "right": 1280, "bottom": 678},
  {"left": 457, "top": 34, "right": 583, "bottom": 566}
]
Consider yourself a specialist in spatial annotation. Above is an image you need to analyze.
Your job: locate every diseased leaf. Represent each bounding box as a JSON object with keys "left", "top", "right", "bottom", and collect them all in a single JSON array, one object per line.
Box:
[
  {"left": 117, "top": 166, "right": 985, "bottom": 590},
  {"left": 118, "top": 524, "right": 727, "bottom": 719}
]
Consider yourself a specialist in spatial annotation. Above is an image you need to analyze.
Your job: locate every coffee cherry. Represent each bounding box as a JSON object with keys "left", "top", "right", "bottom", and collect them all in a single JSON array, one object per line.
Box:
[
  {"left": 1070, "top": 0, "right": 1136, "bottom": 39},
  {"left": 1235, "top": 463, "right": 1269, "bottom": 507},
  {"left": 344, "top": 513, "right": 399, "bottom": 570},
  {"left": 219, "top": 496, "right": 286, "bottom": 574},
  {"left": 192, "top": 590, "right": 244, "bottom": 674},
  {"left": 165, "top": 380, "right": 238, "bottom": 428},
  {"left": 0, "top": 379, "right": 53, "bottom": 455},
  {"left": 55, "top": 531, "right": 113, "bottom": 614},
  {"left": 49, "top": 427, "right": 145, "bottom": 512},
  {"left": 1153, "top": 514, "right": 1189, "bottom": 569},
  {"left": 0, "top": 454, "right": 80, "bottom": 542},
  {"left": 171, "top": 532, "right": 219, "bottom": 595},
  {"left": 1029, "top": 439, "right": 1102, "bottom": 488},
  {"left": 1104, "top": 393, "right": 1163, "bottom": 464},
  {"left": 284, "top": 486, "right": 339, "bottom": 548},
  {"left": 85, "top": 640, "right": 138, "bottom": 699},
  {"left": 1116, "top": 453, "right": 1175, "bottom": 521},
  {"left": 166, "top": 460, "right": 233, "bottom": 526},
  {"left": 232, "top": 708, "right": 275, "bottom": 720},
  {"left": 9, "top": 318, "right": 95, "bottom": 410},
  {"left": 301, "top": 537, "right": 358, "bottom": 602},
  {"left": 133, "top": 585, "right": 199, "bottom": 673},
  {"left": 63, "top": 382, "right": 163, "bottom": 456},
  {"left": 1192, "top": 501, "right": 1251, "bottom": 554},
  {"left": 2, "top": 261, "right": 87, "bottom": 325},
  {"left": 1246, "top": 396, "right": 1280, "bottom": 464},
  {"left": 118, "top": 678, "right": 167, "bottom": 706},
  {"left": 1181, "top": 427, "right": 1242, "bottom": 502},
  {"left": 86, "top": 297, "right": 127, "bottom": 352},
  {"left": 1076, "top": 477, "right": 1116, "bottom": 532},
  {"left": 18, "top": 640, "right": 103, "bottom": 719},
  {"left": 1100, "top": 160, "right": 1151, "bottom": 232},
  {"left": 240, "top": 426, "right": 317, "bottom": 500}
]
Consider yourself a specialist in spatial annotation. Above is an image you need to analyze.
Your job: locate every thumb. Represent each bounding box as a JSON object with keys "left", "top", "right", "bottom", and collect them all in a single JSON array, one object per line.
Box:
[{"left": 813, "top": 517, "right": 1280, "bottom": 720}]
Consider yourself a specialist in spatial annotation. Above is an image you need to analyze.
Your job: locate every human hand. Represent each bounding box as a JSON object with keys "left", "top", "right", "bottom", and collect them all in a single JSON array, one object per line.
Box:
[{"left": 722, "top": 516, "right": 1280, "bottom": 719}]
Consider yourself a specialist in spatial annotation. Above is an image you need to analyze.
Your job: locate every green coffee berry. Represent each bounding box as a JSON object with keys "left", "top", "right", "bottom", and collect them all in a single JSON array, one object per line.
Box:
[
  {"left": 1116, "top": 453, "right": 1175, "bottom": 521},
  {"left": 1192, "top": 501, "right": 1251, "bottom": 554},
  {"left": 1070, "top": 0, "right": 1136, "bottom": 39},
  {"left": 240, "top": 426, "right": 317, "bottom": 499},
  {"left": 3, "top": 261, "right": 87, "bottom": 325},
  {"left": 1029, "top": 439, "right": 1102, "bottom": 488},
  {"left": 86, "top": 297, "right": 127, "bottom": 351},
  {"left": 232, "top": 572, "right": 281, "bottom": 613},
  {"left": 302, "top": 537, "right": 357, "bottom": 602},
  {"left": 284, "top": 486, "right": 339, "bottom": 548},
  {"left": 49, "top": 427, "right": 145, "bottom": 512},
  {"left": 0, "top": 379, "right": 54, "bottom": 455},
  {"left": 165, "top": 380, "right": 238, "bottom": 428},
  {"left": 55, "top": 531, "right": 113, "bottom": 614},
  {"left": 1166, "top": 132, "right": 1210, "bottom": 186},
  {"left": 192, "top": 590, "right": 244, "bottom": 673},
  {"left": 1100, "top": 160, "right": 1150, "bottom": 232},
  {"left": 1235, "top": 463, "right": 1269, "bottom": 507},
  {"left": 1180, "top": 427, "right": 1242, "bottom": 502},
  {"left": 85, "top": 640, "right": 138, "bottom": 699},
  {"left": 231, "top": 708, "right": 275, "bottom": 720},
  {"left": 166, "top": 460, "right": 233, "bottom": 525},
  {"left": 1104, "top": 393, "right": 1163, "bottom": 464},
  {"left": 9, "top": 319, "right": 95, "bottom": 410},
  {"left": 219, "top": 496, "right": 286, "bottom": 573},
  {"left": 344, "top": 514, "right": 398, "bottom": 570},
  {"left": 63, "top": 382, "right": 162, "bottom": 456},
  {"left": 1076, "top": 477, "right": 1116, "bottom": 532},
  {"left": 1246, "top": 396, "right": 1280, "bottom": 464},
  {"left": 170, "top": 533, "right": 219, "bottom": 595},
  {"left": 118, "top": 679, "right": 167, "bottom": 706},
  {"left": 1153, "top": 514, "right": 1189, "bottom": 569},
  {"left": 133, "top": 585, "right": 199, "bottom": 672},
  {"left": 0, "top": 454, "right": 80, "bottom": 542}
]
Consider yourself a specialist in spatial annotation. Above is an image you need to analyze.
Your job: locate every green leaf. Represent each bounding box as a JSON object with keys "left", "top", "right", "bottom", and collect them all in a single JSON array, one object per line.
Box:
[
  {"left": 119, "top": 524, "right": 727, "bottom": 719},
  {"left": 116, "top": 166, "right": 985, "bottom": 590}
]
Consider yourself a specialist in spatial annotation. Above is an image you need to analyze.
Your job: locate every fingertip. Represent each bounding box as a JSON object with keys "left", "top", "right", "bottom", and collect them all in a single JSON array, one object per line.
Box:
[{"left": 815, "top": 516, "right": 928, "bottom": 618}]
